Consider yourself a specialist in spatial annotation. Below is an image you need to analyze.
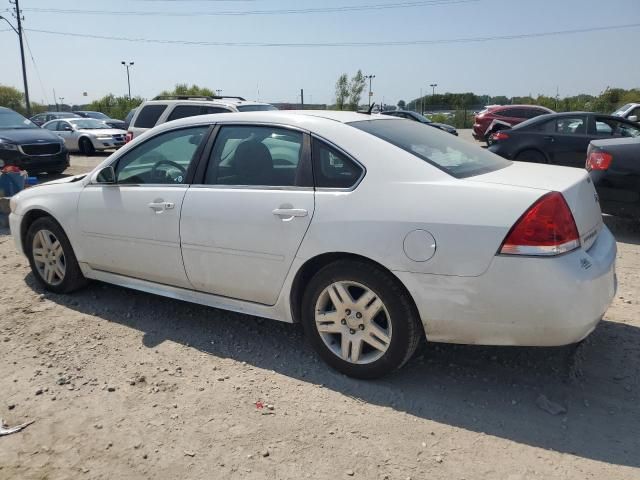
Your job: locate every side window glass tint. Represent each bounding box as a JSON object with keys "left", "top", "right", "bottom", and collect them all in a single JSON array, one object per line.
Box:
[
  {"left": 44, "top": 121, "right": 58, "bottom": 131},
  {"left": 595, "top": 119, "right": 614, "bottom": 136},
  {"left": 313, "top": 139, "right": 363, "bottom": 189},
  {"left": 555, "top": 117, "right": 585, "bottom": 134},
  {"left": 133, "top": 104, "right": 168, "bottom": 128},
  {"left": 205, "top": 126, "right": 304, "bottom": 187},
  {"left": 115, "top": 127, "right": 207, "bottom": 184},
  {"left": 167, "top": 105, "right": 202, "bottom": 122}
]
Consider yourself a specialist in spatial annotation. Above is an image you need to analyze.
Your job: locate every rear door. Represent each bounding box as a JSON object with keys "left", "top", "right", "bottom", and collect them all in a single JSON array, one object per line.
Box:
[{"left": 180, "top": 124, "right": 314, "bottom": 305}]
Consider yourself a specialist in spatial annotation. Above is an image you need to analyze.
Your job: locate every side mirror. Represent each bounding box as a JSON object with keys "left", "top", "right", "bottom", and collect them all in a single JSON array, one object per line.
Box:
[
  {"left": 96, "top": 166, "right": 116, "bottom": 184},
  {"left": 629, "top": 115, "right": 638, "bottom": 122}
]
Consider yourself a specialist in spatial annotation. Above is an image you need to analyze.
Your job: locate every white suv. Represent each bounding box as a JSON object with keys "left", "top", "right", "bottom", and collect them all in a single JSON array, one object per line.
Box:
[{"left": 126, "top": 95, "right": 277, "bottom": 141}]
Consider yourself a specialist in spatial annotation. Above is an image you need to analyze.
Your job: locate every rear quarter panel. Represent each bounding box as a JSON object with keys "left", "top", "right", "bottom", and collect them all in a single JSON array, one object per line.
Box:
[{"left": 295, "top": 126, "right": 544, "bottom": 277}]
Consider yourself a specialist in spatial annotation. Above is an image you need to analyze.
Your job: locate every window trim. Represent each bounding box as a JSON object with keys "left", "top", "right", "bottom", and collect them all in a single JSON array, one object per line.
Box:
[
  {"left": 310, "top": 134, "right": 366, "bottom": 192},
  {"left": 191, "top": 122, "right": 314, "bottom": 190}
]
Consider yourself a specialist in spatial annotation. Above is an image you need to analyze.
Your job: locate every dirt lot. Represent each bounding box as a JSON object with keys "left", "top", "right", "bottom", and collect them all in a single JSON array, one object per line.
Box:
[{"left": 1, "top": 148, "right": 639, "bottom": 480}]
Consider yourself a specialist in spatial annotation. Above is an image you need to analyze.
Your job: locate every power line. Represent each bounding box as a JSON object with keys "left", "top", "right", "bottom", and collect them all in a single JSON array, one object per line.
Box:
[
  {"left": 22, "top": 0, "right": 479, "bottom": 17},
  {"left": 22, "top": 30, "right": 51, "bottom": 106},
  {"left": 25, "top": 23, "right": 640, "bottom": 48}
]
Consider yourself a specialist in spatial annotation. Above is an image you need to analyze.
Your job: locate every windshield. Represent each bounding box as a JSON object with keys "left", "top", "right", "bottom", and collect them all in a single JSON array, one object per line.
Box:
[
  {"left": 70, "top": 119, "right": 110, "bottom": 129},
  {"left": 612, "top": 104, "right": 633, "bottom": 116},
  {"left": 350, "top": 119, "right": 510, "bottom": 178},
  {"left": 236, "top": 104, "right": 278, "bottom": 112},
  {"left": 0, "top": 109, "right": 37, "bottom": 129}
]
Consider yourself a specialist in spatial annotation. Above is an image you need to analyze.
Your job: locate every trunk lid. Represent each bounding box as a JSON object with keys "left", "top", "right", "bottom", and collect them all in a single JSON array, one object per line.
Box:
[{"left": 469, "top": 162, "right": 603, "bottom": 250}]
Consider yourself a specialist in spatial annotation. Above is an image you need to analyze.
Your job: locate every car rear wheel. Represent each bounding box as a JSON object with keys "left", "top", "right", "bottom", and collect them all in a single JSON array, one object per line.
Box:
[
  {"left": 79, "top": 137, "right": 95, "bottom": 156},
  {"left": 516, "top": 149, "right": 547, "bottom": 164},
  {"left": 301, "top": 260, "right": 423, "bottom": 379},
  {"left": 26, "top": 217, "right": 88, "bottom": 293}
]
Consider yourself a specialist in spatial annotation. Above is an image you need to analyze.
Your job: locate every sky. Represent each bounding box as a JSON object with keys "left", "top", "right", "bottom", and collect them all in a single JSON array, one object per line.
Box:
[{"left": 0, "top": 0, "right": 639, "bottom": 106}]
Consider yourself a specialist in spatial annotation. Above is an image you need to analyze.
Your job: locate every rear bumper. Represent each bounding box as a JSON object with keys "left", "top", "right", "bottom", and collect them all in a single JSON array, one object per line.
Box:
[{"left": 396, "top": 226, "right": 617, "bottom": 346}]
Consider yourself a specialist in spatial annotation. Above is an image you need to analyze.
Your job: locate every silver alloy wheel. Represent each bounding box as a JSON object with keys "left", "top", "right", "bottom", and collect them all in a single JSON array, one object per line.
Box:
[
  {"left": 315, "top": 280, "right": 392, "bottom": 364},
  {"left": 32, "top": 229, "right": 66, "bottom": 286}
]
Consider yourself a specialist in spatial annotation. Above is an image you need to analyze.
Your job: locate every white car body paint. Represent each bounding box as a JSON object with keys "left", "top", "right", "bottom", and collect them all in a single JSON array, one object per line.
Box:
[{"left": 9, "top": 111, "right": 617, "bottom": 347}]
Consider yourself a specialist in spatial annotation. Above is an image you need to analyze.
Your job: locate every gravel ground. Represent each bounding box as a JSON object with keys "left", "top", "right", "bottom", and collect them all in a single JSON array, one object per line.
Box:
[{"left": 1, "top": 143, "right": 639, "bottom": 480}]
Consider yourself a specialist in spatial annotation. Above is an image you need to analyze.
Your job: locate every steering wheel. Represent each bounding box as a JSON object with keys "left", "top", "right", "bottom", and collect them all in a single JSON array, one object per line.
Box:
[{"left": 151, "top": 159, "right": 187, "bottom": 183}]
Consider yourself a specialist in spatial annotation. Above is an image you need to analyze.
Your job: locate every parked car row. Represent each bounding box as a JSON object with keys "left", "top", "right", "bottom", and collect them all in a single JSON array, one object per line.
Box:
[{"left": 379, "top": 110, "right": 458, "bottom": 135}]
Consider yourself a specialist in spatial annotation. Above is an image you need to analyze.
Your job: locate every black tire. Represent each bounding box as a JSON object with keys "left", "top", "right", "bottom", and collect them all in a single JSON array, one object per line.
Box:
[
  {"left": 25, "top": 216, "right": 88, "bottom": 294},
  {"left": 301, "top": 260, "right": 423, "bottom": 379},
  {"left": 516, "top": 149, "right": 547, "bottom": 164},
  {"left": 485, "top": 131, "right": 495, "bottom": 146},
  {"left": 79, "top": 137, "right": 95, "bottom": 156}
]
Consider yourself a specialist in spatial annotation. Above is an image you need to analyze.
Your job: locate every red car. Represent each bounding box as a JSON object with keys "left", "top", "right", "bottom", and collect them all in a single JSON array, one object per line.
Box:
[{"left": 473, "top": 105, "right": 554, "bottom": 144}]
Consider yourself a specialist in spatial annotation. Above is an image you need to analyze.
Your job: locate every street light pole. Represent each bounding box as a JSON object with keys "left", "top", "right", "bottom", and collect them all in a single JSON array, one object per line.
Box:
[
  {"left": 365, "top": 74, "right": 375, "bottom": 108},
  {"left": 430, "top": 83, "right": 438, "bottom": 96},
  {"left": 59, "top": 97, "right": 65, "bottom": 111},
  {"left": 1, "top": 5, "right": 31, "bottom": 116},
  {"left": 121, "top": 61, "right": 134, "bottom": 99}
]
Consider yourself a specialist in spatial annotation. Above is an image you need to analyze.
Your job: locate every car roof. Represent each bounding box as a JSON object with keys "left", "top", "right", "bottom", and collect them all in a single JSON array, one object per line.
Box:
[
  {"left": 490, "top": 105, "right": 552, "bottom": 111},
  {"left": 147, "top": 110, "right": 398, "bottom": 134}
]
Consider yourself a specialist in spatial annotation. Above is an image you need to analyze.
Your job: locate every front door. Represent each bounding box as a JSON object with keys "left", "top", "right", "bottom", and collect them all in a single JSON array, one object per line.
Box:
[
  {"left": 77, "top": 126, "right": 209, "bottom": 287},
  {"left": 180, "top": 124, "right": 315, "bottom": 305}
]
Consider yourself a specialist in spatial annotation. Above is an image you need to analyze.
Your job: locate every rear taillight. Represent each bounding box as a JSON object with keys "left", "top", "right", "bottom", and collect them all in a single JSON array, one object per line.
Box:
[
  {"left": 586, "top": 151, "right": 612, "bottom": 171},
  {"left": 500, "top": 192, "right": 580, "bottom": 256},
  {"left": 492, "top": 131, "right": 510, "bottom": 141},
  {"left": 125, "top": 131, "right": 133, "bottom": 143}
]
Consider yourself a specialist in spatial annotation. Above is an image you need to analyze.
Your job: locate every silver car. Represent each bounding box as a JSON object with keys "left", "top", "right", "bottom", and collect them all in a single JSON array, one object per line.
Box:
[{"left": 42, "top": 118, "right": 127, "bottom": 155}]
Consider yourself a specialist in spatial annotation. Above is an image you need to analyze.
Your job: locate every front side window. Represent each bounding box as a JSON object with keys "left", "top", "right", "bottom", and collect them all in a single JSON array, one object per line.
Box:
[
  {"left": 350, "top": 119, "right": 510, "bottom": 179},
  {"left": 115, "top": 127, "right": 208, "bottom": 184},
  {"left": 44, "top": 121, "right": 59, "bottom": 131},
  {"left": 617, "top": 121, "right": 640, "bottom": 138},
  {"left": 133, "top": 104, "right": 168, "bottom": 128},
  {"left": 555, "top": 117, "right": 586, "bottom": 134},
  {"left": 313, "top": 139, "right": 363, "bottom": 188},
  {"left": 204, "top": 125, "right": 304, "bottom": 187}
]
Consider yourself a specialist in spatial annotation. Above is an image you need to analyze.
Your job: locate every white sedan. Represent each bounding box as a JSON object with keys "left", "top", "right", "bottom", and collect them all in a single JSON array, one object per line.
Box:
[
  {"left": 42, "top": 118, "right": 127, "bottom": 155},
  {"left": 8, "top": 111, "right": 616, "bottom": 378}
]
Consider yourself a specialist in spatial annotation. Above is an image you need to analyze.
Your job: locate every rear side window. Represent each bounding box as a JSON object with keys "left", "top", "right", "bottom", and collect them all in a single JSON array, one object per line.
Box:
[
  {"left": 350, "top": 119, "right": 510, "bottom": 179},
  {"left": 555, "top": 117, "right": 586, "bottom": 134},
  {"left": 495, "top": 109, "right": 515, "bottom": 118},
  {"left": 204, "top": 125, "right": 306, "bottom": 187},
  {"left": 202, "top": 106, "right": 230, "bottom": 114},
  {"left": 133, "top": 104, "right": 168, "bottom": 128},
  {"left": 167, "top": 105, "right": 202, "bottom": 122},
  {"left": 312, "top": 139, "right": 363, "bottom": 189}
]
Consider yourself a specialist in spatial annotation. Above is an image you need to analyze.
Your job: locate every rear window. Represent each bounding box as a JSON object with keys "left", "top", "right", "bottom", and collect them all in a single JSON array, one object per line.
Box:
[
  {"left": 236, "top": 104, "right": 278, "bottom": 112},
  {"left": 134, "top": 104, "right": 168, "bottom": 128},
  {"left": 350, "top": 119, "right": 510, "bottom": 179}
]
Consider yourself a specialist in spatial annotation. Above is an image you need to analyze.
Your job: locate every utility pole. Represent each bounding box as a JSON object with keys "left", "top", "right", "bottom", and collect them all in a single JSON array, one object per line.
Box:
[
  {"left": 121, "top": 61, "right": 134, "bottom": 99},
  {"left": 365, "top": 75, "right": 375, "bottom": 108},
  {"left": 1, "top": 1, "right": 30, "bottom": 115},
  {"left": 300, "top": 89, "right": 304, "bottom": 109}
]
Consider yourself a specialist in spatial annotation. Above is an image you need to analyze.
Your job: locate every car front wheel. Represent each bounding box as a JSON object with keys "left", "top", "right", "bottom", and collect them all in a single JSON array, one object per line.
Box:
[
  {"left": 26, "top": 217, "right": 88, "bottom": 293},
  {"left": 302, "top": 260, "right": 423, "bottom": 379}
]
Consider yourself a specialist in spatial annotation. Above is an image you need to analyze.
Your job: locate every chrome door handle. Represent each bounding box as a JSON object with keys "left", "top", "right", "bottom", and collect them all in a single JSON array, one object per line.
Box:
[
  {"left": 272, "top": 208, "right": 308, "bottom": 218},
  {"left": 148, "top": 201, "right": 175, "bottom": 211}
]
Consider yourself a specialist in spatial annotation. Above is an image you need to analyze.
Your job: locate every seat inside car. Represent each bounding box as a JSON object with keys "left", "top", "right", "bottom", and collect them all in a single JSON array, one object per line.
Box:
[{"left": 229, "top": 140, "right": 275, "bottom": 185}]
